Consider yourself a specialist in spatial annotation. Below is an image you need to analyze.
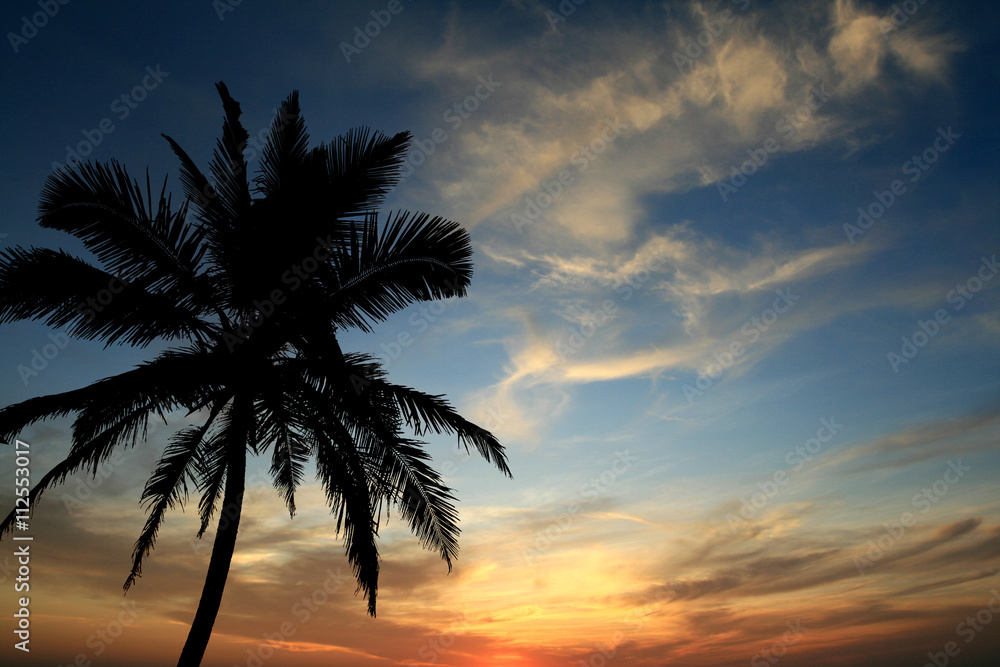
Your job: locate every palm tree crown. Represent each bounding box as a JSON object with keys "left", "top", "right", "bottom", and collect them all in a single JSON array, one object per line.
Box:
[{"left": 0, "top": 82, "right": 510, "bottom": 666}]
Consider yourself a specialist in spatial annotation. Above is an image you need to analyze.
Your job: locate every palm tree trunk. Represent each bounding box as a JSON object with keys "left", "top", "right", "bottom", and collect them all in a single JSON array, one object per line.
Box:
[{"left": 177, "top": 404, "right": 249, "bottom": 666}]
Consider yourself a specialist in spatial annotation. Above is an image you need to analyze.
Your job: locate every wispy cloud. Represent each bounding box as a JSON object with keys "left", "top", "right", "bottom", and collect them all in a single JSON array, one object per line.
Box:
[{"left": 817, "top": 403, "right": 1000, "bottom": 475}]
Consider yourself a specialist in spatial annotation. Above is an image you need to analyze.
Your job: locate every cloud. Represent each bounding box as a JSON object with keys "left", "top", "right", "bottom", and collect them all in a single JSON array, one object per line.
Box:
[
  {"left": 635, "top": 516, "right": 998, "bottom": 606},
  {"left": 394, "top": 0, "right": 963, "bottom": 443},
  {"left": 829, "top": 0, "right": 887, "bottom": 90},
  {"left": 893, "top": 568, "right": 999, "bottom": 597},
  {"left": 817, "top": 403, "right": 1000, "bottom": 475},
  {"left": 465, "top": 306, "right": 569, "bottom": 444},
  {"left": 397, "top": 0, "right": 961, "bottom": 247},
  {"left": 466, "top": 226, "right": 875, "bottom": 435}
]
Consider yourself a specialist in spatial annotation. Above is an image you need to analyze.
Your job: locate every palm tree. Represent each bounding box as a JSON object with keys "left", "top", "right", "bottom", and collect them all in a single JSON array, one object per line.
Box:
[{"left": 0, "top": 82, "right": 510, "bottom": 666}]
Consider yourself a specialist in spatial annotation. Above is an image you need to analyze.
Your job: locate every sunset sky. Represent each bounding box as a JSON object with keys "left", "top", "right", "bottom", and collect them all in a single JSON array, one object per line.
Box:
[{"left": 1, "top": 0, "right": 1000, "bottom": 665}]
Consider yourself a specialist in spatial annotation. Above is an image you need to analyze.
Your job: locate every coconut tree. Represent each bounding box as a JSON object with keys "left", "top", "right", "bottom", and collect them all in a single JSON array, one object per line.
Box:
[{"left": 0, "top": 82, "right": 509, "bottom": 666}]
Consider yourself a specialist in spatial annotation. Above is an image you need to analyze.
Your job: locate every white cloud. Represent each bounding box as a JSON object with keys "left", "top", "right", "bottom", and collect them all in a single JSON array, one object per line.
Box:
[{"left": 399, "top": 0, "right": 963, "bottom": 441}]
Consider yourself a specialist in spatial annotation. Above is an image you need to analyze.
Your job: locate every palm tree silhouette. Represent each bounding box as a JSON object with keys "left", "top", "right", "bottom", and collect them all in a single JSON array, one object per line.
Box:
[{"left": 0, "top": 82, "right": 510, "bottom": 666}]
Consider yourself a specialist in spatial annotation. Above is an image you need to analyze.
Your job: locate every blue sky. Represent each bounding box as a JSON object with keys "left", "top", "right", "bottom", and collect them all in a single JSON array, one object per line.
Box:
[{"left": 1, "top": 1, "right": 999, "bottom": 665}]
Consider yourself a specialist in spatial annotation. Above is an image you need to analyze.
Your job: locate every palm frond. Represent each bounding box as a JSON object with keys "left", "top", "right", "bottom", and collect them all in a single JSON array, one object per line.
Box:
[
  {"left": 0, "top": 247, "right": 216, "bottom": 346},
  {"left": 254, "top": 90, "right": 309, "bottom": 198},
  {"left": 0, "top": 407, "right": 149, "bottom": 538},
  {"left": 194, "top": 396, "right": 253, "bottom": 538},
  {"left": 208, "top": 82, "right": 251, "bottom": 223},
  {"left": 0, "top": 382, "right": 103, "bottom": 444},
  {"left": 326, "top": 212, "right": 473, "bottom": 332},
  {"left": 296, "top": 362, "right": 462, "bottom": 573},
  {"left": 314, "top": 417, "right": 381, "bottom": 616},
  {"left": 269, "top": 430, "right": 309, "bottom": 518},
  {"left": 371, "top": 380, "right": 511, "bottom": 476},
  {"left": 125, "top": 402, "right": 224, "bottom": 591},
  {"left": 69, "top": 346, "right": 225, "bottom": 452},
  {"left": 195, "top": 429, "right": 230, "bottom": 539},
  {"left": 161, "top": 134, "right": 225, "bottom": 229},
  {"left": 37, "top": 161, "right": 205, "bottom": 287},
  {"left": 320, "top": 127, "right": 411, "bottom": 220},
  {"left": 376, "top": 435, "right": 461, "bottom": 570},
  {"left": 0, "top": 448, "right": 100, "bottom": 538}
]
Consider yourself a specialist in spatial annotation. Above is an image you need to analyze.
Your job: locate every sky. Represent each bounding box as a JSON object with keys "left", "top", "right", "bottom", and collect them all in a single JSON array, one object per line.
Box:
[{"left": 1, "top": 0, "right": 999, "bottom": 665}]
